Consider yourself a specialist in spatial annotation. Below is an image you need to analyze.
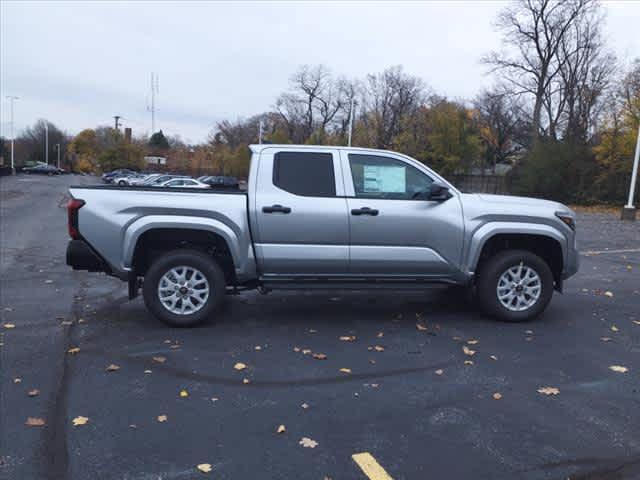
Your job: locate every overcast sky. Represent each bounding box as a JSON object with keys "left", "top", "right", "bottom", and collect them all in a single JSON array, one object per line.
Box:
[{"left": 1, "top": 0, "right": 638, "bottom": 144}]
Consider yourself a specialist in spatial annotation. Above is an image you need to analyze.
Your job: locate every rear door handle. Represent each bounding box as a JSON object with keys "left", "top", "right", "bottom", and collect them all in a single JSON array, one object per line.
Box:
[
  {"left": 351, "top": 207, "right": 379, "bottom": 216},
  {"left": 262, "top": 204, "right": 291, "bottom": 214}
]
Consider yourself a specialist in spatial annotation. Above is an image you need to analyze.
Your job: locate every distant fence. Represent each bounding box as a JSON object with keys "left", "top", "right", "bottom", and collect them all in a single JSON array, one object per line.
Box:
[{"left": 449, "top": 174, "right": 510, "bottom": 195}]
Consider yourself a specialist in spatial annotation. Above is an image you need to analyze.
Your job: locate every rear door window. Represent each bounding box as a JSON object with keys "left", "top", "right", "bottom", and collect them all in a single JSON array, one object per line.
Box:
[{"left": 273, "top": 152, "right": 336, "bottom": 197}]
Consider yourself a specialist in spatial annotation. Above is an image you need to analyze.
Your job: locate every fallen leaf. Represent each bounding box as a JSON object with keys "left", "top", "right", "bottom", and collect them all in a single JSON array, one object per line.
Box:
[
  {"left": 164, "top": 339, "right": 172, "bottom": 344},
  {"left": 14, "top": 377, "right": 22, "bottom": 383},
  {"left": 493, "top": 392, "right": 502, "bottom": 400},
  {"left": 609, "top": 365, "right": 628, "bottom": 373},
  {"left": 435, "top": 369, "right": 443, "bottom": 375},
  {"left": 179, "top": 390, "right": 189, "bottom": 397},
  {"left": 144, "top": 369, "right": 152, "bottom": 374},
  {"left": 44, "top": 279, "right": 53, "bottom": 284},
  {"left": 276, "top": 424, "right": 286, "bottom": 434},
  {"left": 600, "top": 337, "right": 612, "bottom": 342},
  {"left": 197, "top": 463, "right": 212, "bottom": 473},
  {"left": 254, "top": 345, "right": 262, "bottom": 350},
  {"left": 299, "top": 437, "right": 318, "bottom": 448},
  {"left": 525, "top": 330, "right": 534, "bottom": 335},
  {"left": 604, "top": 290, "right": 614, "bottom": 297},
  {"left": 243, "top": 378, "right": 250, "bottom": 384},
  {"left": 452, "top": 336, "right": 462, "bottom": 341},
  {"left": 537, "top": 386, "right": 560, "bottom": 396},
  {"left": 339, "top": 368, "right": 352, "bottom": 373},
  {"left": 152, "top": 356, "right": 166, "bottom": 363},
  {"left": 464, "top": 360, "right": 474, "bottom": 365},
  {"left": 611, "top": 325, "right": 619, "bottom": 332},
  {"left": 105, "top": 364, "right": 120, "bottom": 372},
  {"left": 72, "top": 416, "right": 89, "bottom": 426},
  {"left": 25, "top": 417, "right": 45, "bottom": 426},
  {"left": 308, "top": 329, "right": 317, "bottom": 333},
  {"left": 234, "top": 362, "right": 247, "bottom": 371},
  {"left": 3, "top": 323, "right": 16, "bottom": 329},
  {"left": 169, "top": 345, "right": 180, "bottom": 350},
  {"left": 60, "top": 320, "right": 73, "bottom": 326},
  {"left": 376, "top": 332, "right": 384, "bottom": 338},
  {"left": 301, "top": 403, "right": 309, "bottom": 409},
  {"left": 467, "top": 339, "right": 479, "bottom": 345},
  {"left": 28, "top": 389, "right": 40, "bottom": 397},
  {"left": 312, "top": 353, "right": 327, "bottom": 360},
  {"left": 462, "top": 345, "right": 476, "bottom": 356},
  {"left": 416, "top": 323, "right": 428, "bottom": 331},
  {"left": 369, "top": 359, "right": 376, "bottom": 364},
  {"left": 293, "top": 347, "right": 301, "bottom": 352},
  {"left": 339, "top": 335, "right": 356, "bottom": 342},
  {"left": 633, "top": 320, "right": 640, "bottom": 325},
  {"left": 67, "top": 347, "right": 80, "bottom": 354},
  {"left": 374, "top": 345, "right": 385, "bottom": 352},
  {"left": 157, "top": 415, "right": 168, "bottom": 422},
  {"left": 490, "top": 355, "right": 498, "bottom": 360},
  {"left": 302, "top": 349, "right": 312, "bottom": 355}
]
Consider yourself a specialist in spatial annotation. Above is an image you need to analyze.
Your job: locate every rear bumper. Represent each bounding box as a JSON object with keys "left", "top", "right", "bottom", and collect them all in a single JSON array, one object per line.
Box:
[{"left": 66, "top": 240, "right": 110, "bottom": 273}]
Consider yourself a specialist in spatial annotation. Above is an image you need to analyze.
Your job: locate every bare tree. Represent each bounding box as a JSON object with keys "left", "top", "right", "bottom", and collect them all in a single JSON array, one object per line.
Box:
[
  {"left": 474, "top": 88, "right": 526, "bottom": 170},
  {"left": 484, "top": 0, "right": 595, "bottom": 141},
  {"left": 362, "top": 66, "right": 426, "bottom": 148},
  {"left": 275, "top": 65, "right": 346, "bottom": 142}
]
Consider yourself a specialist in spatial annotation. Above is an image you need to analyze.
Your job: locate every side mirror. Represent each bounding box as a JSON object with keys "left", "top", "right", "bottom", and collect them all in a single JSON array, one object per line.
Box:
[{"left": 427, "top": 181, "right": 452, "bottom": 202}]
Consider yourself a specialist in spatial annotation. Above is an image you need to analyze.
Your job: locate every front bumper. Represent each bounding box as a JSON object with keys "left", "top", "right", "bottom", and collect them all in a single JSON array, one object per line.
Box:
[
  {"left": 66, "top": 240, "right": 109, "bottom": 273},
  {"left": 562, "top": 244, "right": 580, "bottom": 280}
]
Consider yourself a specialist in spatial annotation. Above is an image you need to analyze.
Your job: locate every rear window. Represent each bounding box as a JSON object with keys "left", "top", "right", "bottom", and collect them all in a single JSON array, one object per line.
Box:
[{"left": 273, "top": 152, "right": 336, "bottom": 196}]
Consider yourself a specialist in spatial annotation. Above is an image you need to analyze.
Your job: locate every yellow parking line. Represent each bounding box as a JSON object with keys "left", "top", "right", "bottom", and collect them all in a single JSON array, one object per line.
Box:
[{"left": 352, "top": 452, "right": 394, "bottom": 480}]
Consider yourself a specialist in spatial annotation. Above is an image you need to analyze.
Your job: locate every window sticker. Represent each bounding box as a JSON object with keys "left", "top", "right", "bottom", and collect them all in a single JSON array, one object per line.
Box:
[{"left": 363, "top": 165, "right": 406, "bottom": 193}]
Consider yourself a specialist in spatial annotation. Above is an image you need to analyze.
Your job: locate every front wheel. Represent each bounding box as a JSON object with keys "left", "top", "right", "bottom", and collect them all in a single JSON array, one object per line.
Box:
[
  {"left": 143, "top": 249, "right": 226, "bottom": 327},
  {"left": 476, "top": 250, "right": 554, "bottom": 322}
]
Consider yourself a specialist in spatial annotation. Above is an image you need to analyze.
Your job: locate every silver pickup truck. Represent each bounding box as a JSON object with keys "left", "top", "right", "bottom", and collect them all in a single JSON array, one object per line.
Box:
[{"left": 66, "top": 144, "right": 579, "bottom": 326}]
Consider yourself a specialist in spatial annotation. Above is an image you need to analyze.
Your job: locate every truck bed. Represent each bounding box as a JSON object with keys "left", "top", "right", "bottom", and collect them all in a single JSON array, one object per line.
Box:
[{"left": 68, "top": 185, "right": 254, "bottom": 279}]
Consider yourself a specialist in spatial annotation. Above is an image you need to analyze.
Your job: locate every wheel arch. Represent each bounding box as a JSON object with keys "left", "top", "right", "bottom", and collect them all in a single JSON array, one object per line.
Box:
[
  {"left": 468, "top": 223, "right": 566, "bottom": 287},
  {"left": 124, "top": 218, "right": 241, "bottom": 284}
]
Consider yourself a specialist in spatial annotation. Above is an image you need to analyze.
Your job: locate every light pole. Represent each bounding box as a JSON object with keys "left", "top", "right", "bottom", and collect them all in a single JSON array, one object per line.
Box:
[
  {"left": 622, "top": 124, "right": 640, "bottom": 221},
  {"left": 55, "top": 143, "right": 61, "bottom": 169},
  {"left": 6, "top": 96, "right": 19, "bottom": 174},
  {"left": 44, "top": 122, "right": 49, "bottom": 165},
  {"left": 347, "top": 98, "right": 356, "bottom": 147}
]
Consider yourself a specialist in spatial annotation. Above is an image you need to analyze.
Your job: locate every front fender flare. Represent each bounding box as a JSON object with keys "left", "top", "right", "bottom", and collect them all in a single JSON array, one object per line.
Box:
[{"left": 465, "top": 222, "right": 567, "bottom": 275}]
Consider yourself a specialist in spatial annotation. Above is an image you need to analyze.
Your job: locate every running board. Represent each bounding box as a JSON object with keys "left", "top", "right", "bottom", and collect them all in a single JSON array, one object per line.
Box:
[{"left": 259, "top": 276, "right": 457, "bottom": 291}]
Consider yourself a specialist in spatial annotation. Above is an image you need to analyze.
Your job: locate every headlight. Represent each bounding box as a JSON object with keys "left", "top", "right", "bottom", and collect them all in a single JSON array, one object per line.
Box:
[{"left": 555, "top": 212, "right": 575, "bottom": 231}]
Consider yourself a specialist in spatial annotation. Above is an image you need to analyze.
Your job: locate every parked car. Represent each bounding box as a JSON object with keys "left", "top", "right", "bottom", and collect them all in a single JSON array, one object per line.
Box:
[
  {"left": 113, "top": 173, "right": 149, "bottom": 186},
  {"left": 66, "top": 144, "right": 579, "bottom": 327},
  {"left": 139, "top": 174, "right": 188, "bottom": 186},
  {"left": 23, "top": 163, "right": 65, "bottom": 175},
  {"left": 102, "top": 169, "right": 137, "bottom": 183},
  {"left": 154, "top": 178, "right": 211, "bottom": 189},
  {"left": 200, "top": 175, "right": 239, "bottom": 190}
]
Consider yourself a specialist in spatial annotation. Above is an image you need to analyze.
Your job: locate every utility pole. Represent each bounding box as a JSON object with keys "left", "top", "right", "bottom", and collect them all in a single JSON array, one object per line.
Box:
[
  {"left": 113, "top": 115, "right": 122, "bottom": 130},
  {"left": 148, "top": 72, "right": 159, "bottom": 134},
  {"left": 622, "top": 124, "right": 640, "bottom": 221},
  {"left": 45, "top": 122, "right": 49, "bottom": 165},
  {"left": 347, "top": 98, "right": 356, "bottom": 147},
  {"left": 55, "top": 143, "right": 61, "bottom": 169},
  {"left": 6, "top": 95, "right": 19, "bottom": 174},
  {"left": 258, "top": 119, "right": 263, "bottom": 144}
]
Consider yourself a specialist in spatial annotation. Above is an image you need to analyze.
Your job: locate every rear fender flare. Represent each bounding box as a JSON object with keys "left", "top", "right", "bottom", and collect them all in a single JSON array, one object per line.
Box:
[{"left": 122, "top": 215, "right": 242, "bottom": 271}]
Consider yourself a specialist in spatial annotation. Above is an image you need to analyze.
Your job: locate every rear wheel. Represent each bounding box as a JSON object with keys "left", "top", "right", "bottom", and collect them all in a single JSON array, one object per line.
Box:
[
  {"left": 476, "top": 250, "right": 554, "bottom": 322},
  {"left": 143, "top": 249, "right": 225, "bottom": 327},
  {"left": 118, "top": 180, "right": 127, "bottom": 186}
]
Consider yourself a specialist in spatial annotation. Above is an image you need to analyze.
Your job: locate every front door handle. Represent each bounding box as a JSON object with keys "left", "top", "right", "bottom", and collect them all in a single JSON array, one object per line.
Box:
[
  {"left": 262, "top": 204, "right": 291, "bottom": 214},
  {"left": 351, "top": 207, "right": 379, "bottom": 216}
]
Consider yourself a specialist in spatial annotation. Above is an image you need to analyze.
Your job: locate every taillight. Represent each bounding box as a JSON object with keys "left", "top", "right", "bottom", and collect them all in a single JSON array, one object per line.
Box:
[{"left": 67, "top": 198, "right": 85, "bottom": 239}]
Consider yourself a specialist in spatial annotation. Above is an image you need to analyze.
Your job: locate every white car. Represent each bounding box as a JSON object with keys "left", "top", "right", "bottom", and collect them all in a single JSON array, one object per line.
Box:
[
  {"left": 113, "top": 173, "right": 149, "bottom": 186},
  {"left": 154, "top": 178, "right": 211, "bottom": 189}
]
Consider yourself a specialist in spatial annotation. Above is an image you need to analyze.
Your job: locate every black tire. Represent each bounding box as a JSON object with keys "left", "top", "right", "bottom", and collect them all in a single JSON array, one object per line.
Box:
[
  {"left": 118, "top": 180, "right": 127, "bottom": 186},
  {"left": 476, "top": 249, "right": 554, "bottom": 322},
  {"left": 143, "top": 249, "right": 226, "bottom": 327}
]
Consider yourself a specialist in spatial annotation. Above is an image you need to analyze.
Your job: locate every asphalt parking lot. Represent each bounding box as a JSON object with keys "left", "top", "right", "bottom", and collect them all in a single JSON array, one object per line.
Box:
[{"left": 1, "top": 174, "right": 639, "bottom": 480}]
